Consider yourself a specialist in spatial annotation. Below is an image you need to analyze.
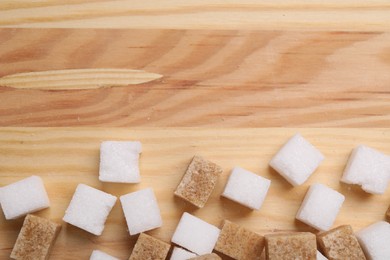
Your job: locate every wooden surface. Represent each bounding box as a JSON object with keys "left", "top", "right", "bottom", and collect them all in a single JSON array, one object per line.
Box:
[
  {"left": 0, "top": 128, "right": 389, "bottom": 259},
  {"left": 1, "top": 1, "right": 390, "bottom": 32},
  {"left": 1, "top": 28, "right": 390, "bottom": 127},
  {"left": 1, "top": 2, "right": 389, "bottom": 260}
]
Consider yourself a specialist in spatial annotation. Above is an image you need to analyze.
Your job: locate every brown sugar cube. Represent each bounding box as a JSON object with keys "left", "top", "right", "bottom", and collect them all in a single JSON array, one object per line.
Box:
[
  {"left": 10, "top": 214, "right": 61, "bottom": 260},
  {"left": 174, "top": 155, "right": 223, "bottom": 208},
  {"left": 215, "top": 220, "right": 264, "bottom": 260},
  {"left": 189, "top": 253, "right": 222, "bottom": 260},
  {"left": 265, "top": 232, "right": 316, "bottom": 260},
  {"left": 317, "top": 225, "right": 366, "bottom": 260},
  {"left": 386, "top": 205, "right": 390, "bottom": 222},
  {"left": 129, "top": 233, "right": 170, "bottom": 260}
]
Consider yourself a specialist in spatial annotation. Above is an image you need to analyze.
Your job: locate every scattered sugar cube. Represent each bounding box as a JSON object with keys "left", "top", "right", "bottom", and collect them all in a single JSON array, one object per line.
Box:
[
  {"left": 269, "top": 133, "right": 324, "bottom": 186},
  {"left": 11, "top": 214, "right": 61, "bottom": 260},
  {"left": 129, "top": 233, "right": 170, "bottom": 260},
  {"left": 0, "top": 176, "right": 50, "bottom": 220},
  {"left": 170, "top": 247, "right": 197, "bottom": 260},
  {"left": 171, "top": 212, "right": 220, "bottom": 255},
  {"left": 90, "top": 250, "right": 119, "bottom": 260},
  {"left": 174, "top": 155, "right": 223, "bottom": 208},
  {"left": 63, "top": 184, "right": 117, "bottom": 236},
  {"left": 99, "top": 141, "right": 142, "bottom": 183},
  {"left": 120, "top": 188, "right": 162, "bottom": 235},
  {"left": 296, "top": 183, "right": 345, "bottom": 231},
  {"left": 317, "top": 225, "right": 365, "bottom": 259},
  {"left": 317, "top": 251, "right": 328, "bottom": 260},
  {"left": 215, "top": 220, "right": 265, "bottom": 259},
  {"left": 386, "top": 205, "right": 390, "bottom": 222},
  {"left": 222, "top": 167, "right": 271, "bottom": 210},
  {"left": 356, "top": 221, "right": 390, "bottom": 260},
  {"left": 189, "top": 253, "right": 222, "bottom": 260},
  {"left": 265, "top": 232, "right": 317, "bottom": 260},
  {"left": 341, "top": 145, "right": 390, "bottom": 194}
]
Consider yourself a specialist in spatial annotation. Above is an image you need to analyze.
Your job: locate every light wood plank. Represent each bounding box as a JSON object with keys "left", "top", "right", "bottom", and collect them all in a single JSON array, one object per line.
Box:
[
  {"left": 0, "top": 128, "right": 389, "bottom": 259},
  {"left": 0, "top": 28, "right": 389, "bottom": 127},
  {"left": 0, "top": 1, "right": 390, "bottom": 31}
]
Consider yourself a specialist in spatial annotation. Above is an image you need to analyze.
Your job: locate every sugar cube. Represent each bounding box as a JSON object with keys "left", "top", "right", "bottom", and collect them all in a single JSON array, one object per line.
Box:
[
  {"left": 99, "top": 141, "right": 142, "bottom": 183},
  {"left": 265, "top": 232, "right": 317, "bottom": 260},
  {"left": 189, "top": 253, "right": 222, "bottom": 260},
  {"left": 63, "top": 184, "right": 117, "bottom": 236},
  {"left": 341, "top": 145, "right": 390, "bottom": 194},
  {"left": 222, "top": 167, "right": 271, "bottom": 210},
  {"left": 170, "top": 247, "right": 197, "bottom": 260},
  {"left": 269, "top": 133, "right": 324, "bottom": 186},
  {"left": 129, "top": 233, "right": 170, "bottom": 260},
  {"left": 90, "top": 250, "right": 119, "bottom": 260},
  {"left": 386, "top": 205, "right": 390, "bottom": 222},
  {"left": 215, "top": 220, "right": 265, "bottom": 259},
  {"left": 0, "top": 176, "right": 50, "bottom": 220},
  {"left": 296, "top": 183, "right": 345, "bottom": 231},
  {"left": 317, "top": 251, "right": 328, "bottom": 260},
  {"left": 174, "top": 155, "right": 223, "bottom": 208},
  {"left": 356, "top": 221, "right": 390, "bottom": 260},
  {"left": 317, "top": 225, "right": 365, "bottom": 260},
  {"left": 171, "top": 212, "right": 220, "bottom": 255},
  {"left": 120, "top": 188, "right": 162, "bottom": 235},
  {"left": 10, "top": 214, "right": 61, "bottom": 260}
]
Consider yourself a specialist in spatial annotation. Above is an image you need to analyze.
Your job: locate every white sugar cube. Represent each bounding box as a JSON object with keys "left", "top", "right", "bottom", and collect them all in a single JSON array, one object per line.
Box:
[
  {"left": 341, "top": 145, "right": 390, "bottom": 194},
  {"left": 120, "top": 188, "right": 162, "bottom": 235},
  {"left": 269, "top": 133, "right": 324, "bottom": 186},
  {"left": 99, "top": 141, "right": 142, "bottom": 183},
  {"left": 171, "top": 212, "right": 220, "bottom": 255},
  {"left": 296, "top": 183, "right": 345, "bottom": 231},
  {"left": 222, "top": 167, "right": 271, "bottom": 210},
  {"left": 317, "top": 250, "right": 328, "bottom": 260},
  {"left": 170, "top": 247, "right": 197, "bottom": 260},
  {"left": 63, "top": 184, "right": 117, "bottom": 236},
  {"left": 0, "top": 176, "right": 50, "bottom": 220},
  {"left": 90, "top": 250, "right": 119, "bottom": 260},
  {"left": 356, "top": 221, "right": 390, "bottom": 260}
]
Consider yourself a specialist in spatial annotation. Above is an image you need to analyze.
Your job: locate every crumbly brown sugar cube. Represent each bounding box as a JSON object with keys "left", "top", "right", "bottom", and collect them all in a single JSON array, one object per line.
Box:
[
  {"left": 10, "top": 214, "right": 61, "bottom": 260},
  {"left": 317, "top": 225, "right": 366, "bottom": 260},
  {"left": 174, "top": 155, "right": 223, "bottom": 208},
  {"left": 129, "top": 233, "right": 170, "bottom": 260},
  {"left": 215, "top": 220, "right": 264, "bottom": 260},
  {"left": 265, "top": 232, "right": 316, "bottom": 260},
  {"left": 386, "top": 205, "right": 390, "bottom": 222},
  {"left": 189, "top": 253, "right": 222, "bottom": 260}
]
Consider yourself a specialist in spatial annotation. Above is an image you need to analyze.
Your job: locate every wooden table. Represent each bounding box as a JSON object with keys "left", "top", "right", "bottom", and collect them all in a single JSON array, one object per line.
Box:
[
  {"left": 0, "top": 1, "right": 390, "bottom": 127},
  {"left": 0, "top": 128, "right": 389, "bottom": 260},
  {"left": 1, "top": 1, "right": 390, "bottom": 31},
  {"left": 1, "top": 2, "right": 390, "bottom": 260}
]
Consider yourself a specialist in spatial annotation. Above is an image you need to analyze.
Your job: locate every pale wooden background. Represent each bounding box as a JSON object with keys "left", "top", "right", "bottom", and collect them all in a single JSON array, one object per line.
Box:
[
  {"left": 1, "top": 1, "right": 390, "bottom": 31},
  {"left": 0, "top": 2, "right": 390, "bottom": 127},
  {"left": 1, "top": 2, "right": 390, "bottom": 260},
  {"left": 0, "top": 128, "right": 389, "bottom": 259},
  {"left": 0, "top": 28, "right": 389, "bottom": 127}
]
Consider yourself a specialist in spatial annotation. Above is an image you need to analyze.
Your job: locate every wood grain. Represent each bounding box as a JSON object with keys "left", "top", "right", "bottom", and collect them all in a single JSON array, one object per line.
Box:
[
  {"left": 0, "top": 28, "right": 389, "bottom": 127},
  {"left": 1, "top": 1, "right": 390, "bottom": 31},
  {"left": 0, "top": 128, "right": 389, "bottom": 259},
  {"left": 0, "top": 69, "right": 162, "bottom": 90}
]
